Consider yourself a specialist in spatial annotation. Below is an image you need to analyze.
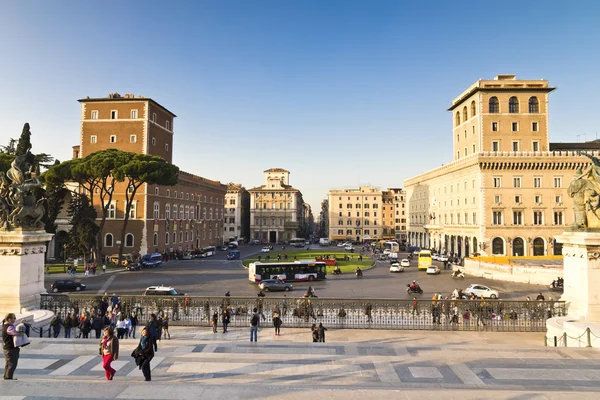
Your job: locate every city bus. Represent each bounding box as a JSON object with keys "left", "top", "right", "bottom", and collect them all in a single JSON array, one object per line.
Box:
[
  {"left": 417, "top": 250, "right": 433, "bottom": 270},
  {"left": 289, "top": 238, "right": 306, "bottom": 248},
  {"left": 198, "top": 246, "right": 216, "bottom": 258},
  {"left": 249, "top": 261, "right": 327, "bottom": 282},
  {"left": 383, "top": 241, "right": 400, "bottom": 253}
]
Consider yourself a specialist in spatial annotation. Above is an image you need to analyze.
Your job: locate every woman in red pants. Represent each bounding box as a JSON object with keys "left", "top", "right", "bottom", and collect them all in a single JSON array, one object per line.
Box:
[{"left": 99, "top": 327, "right": 119, "bottom": 380}]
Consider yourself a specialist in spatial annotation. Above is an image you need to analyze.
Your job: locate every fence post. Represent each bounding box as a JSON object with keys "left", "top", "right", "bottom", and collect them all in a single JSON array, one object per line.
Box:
[
  {"left": 39, "top": 326, "right": 43, "bottom": 338},
  {"left": 563, "top": 332, "right": 567, "bottom": 347},
  {"left": 554, "top": 336, "right": 557, "bottom": 347},
  {"left": 586, "top": 328, "right": 592, "bottom": 348},
  {"left": 544, "top": 335, "right": 548, "bottom": 347}
]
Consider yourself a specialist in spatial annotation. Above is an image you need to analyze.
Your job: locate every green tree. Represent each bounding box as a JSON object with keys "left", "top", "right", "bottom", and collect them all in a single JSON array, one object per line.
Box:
[
  {"left": 113, "top": 153, "right": 179, "bottom": 265},
  {"left": 67, "top": 193, "right": 99, "bottom": 267}
]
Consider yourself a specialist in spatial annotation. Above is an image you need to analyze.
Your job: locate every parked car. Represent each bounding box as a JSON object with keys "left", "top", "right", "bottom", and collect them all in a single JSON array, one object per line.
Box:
[
  {"left": 227, "top": 250, "right": 241, "bottom": 260},
  {"left": 143, "top": 286, "right": 184, "bottom": 296},
  {"left": 400, "top": 259, "right": 410, "bottom": 268},
  {"left": 261, "top": 246, "right": 271, "bottom": 253},
  {"left": 250, "top": 239, "right": 261, "bottom": 245},
  {"left": 258, "top": 279, "right": 293, "bottom": 292},
  {"left": 228, "top": 241, "right": 239, "bottom": 249},
  {"left": 344, "top": 244, "right": 355, "bottom": 251},
  {"left": 50, "top": 280, "right": 86, "bottom": 293},
  {"left": 337, "top": 242, "right": 349, "bottom": 248},
  {"left": 389, "top": 263, "right": 404, "bottom": 273},
  {"left": 125, "top": 262, "right": 141, "bottom": 271},
  {"left": 426, "top": 265, "right": 441, "bottom": 275},
  {"left": 438, "top": 255, "right": 449, "bottom": 262},
  {"left": 219, "top": 245, "right": 229, "bottom": 251},
  {"left": 182, "top": 252, "right": 193, "bottom": 260},
  {"left": 464, "top": 284, "right": 499, "bottom": 299}
]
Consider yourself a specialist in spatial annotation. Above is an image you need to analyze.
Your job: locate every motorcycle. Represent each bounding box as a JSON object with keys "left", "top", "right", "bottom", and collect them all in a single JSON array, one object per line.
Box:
[
  {"left": 406, "top": 284, "right": 423, "bottom": 295},
  {"left": 332, "top": 268, "right": 342, "bottom": 275},
  {"left": 451, "top": 271, "right": 465, "bottom": 279},
  {"left": 355, "top": 270, "right": 363, "bottom": 278},
  {"left": 549, "top": 279, "right": 564, "bottom": 292}
]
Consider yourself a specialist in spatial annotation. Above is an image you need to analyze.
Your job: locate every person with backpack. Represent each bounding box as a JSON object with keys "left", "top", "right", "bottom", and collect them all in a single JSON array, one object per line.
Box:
[
  {"left": 250, "top": 308, "right": 260, "bottom": 342},
  {"left": 50, "top": 314, "right": 62, "bottom": 338},
  {"left": 272, "top": 312, "right": 282, "bottom": 336}
]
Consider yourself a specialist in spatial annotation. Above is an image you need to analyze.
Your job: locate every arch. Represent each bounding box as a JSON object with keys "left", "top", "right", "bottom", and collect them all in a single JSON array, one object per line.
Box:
[
  {"left": 455, "top": 111, "right": 461, "bottom": 126},
  {"left": 464, "top": 236, "right": 470, "bottom": 257},
  {"left": 125, "top": 233, "right": 134, "bottom": 247},
  {"left": 533, "top": 237, "right": 545, "bottom": 256},
  {"left": 553, "top": 239, "right": 563, "bottom": 256},
  {"left": 529, "top": 96, "right": 539, "bottom": 113},
  {"left": 471, "top": 100, "right": 476, "bottom": 117},
  {"left": 472, "top": 237, "right": 478, "bottom": 254},
  {"left": 165, "top": 232, "right": 169, "bottom": 245},
  {"left": 492, "top": 237, "right": 504, "bottom": 255},
  {"left": 153, "top": 233, "right": 158, "bottom": 247},
  {"left": 173, "top": 232, "right": 177, "bottom": 244},
  {"left": 179, "top": 231, "right": 183, "bottom": 242},
  {"left": 512, "top": 237, "right": 524, "bottom": 256},
  {"left": 457, "top": 236, "right": 463, "bottom": 258},
  {"left": 104, "top": 233, "right": 114, "bottom": 247},
  {"left": 509, "top": 96, "right": 519, "bottom": 113},
  {"left": 489, "top": 97, "right": 499, "bottom": 113},
  {"left": 462, "top": 106, "right": 468, "bottom": 122}
]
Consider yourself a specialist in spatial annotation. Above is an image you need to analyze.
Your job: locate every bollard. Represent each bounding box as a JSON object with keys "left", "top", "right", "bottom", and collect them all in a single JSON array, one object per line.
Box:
[
  {"left": 563, "top": 332, "right": 567, "bottom": 347},
  {"left": 545, "top": 335, "right": 548, "bottom": 347},
  {"left": 39, "top": 326, "right": 43, "bottom": 338},
  {"left": 554, "top": 336, "right": 557, "bottom": 347},
  {"left": 587, "top": 328, "right": 592, "bottom": 348}
]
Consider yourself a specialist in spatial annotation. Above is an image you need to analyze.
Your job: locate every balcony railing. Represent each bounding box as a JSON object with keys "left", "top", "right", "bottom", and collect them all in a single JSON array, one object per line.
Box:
[{"left": 40, "top": 294, "right": 564, "bottom": 332}]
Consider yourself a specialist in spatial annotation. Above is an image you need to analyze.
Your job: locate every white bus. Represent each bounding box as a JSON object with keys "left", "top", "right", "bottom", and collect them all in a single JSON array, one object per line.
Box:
[
  {"left": 383, "top": 241, "right": 400, "bottom": 253},
  {"left": 249, "top": 261, "right": 327, "bottom": 282}
]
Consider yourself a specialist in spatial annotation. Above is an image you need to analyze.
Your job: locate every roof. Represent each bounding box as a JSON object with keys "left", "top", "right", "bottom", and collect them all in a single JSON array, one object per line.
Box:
[
  {"left": 78, "top": 94, "right": 177, "bottom": 117},
  {"left": 264, "top": 168, "right": 290, "bottom": 173},
  {"left": 549, "top": 142, "right": 600, "bottom": 151}
]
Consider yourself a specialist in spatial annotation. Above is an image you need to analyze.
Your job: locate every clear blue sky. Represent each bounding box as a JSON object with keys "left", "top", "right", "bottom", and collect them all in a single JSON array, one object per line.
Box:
[{"left": 1, "top": 1, "right": 598, "bottom": 213}]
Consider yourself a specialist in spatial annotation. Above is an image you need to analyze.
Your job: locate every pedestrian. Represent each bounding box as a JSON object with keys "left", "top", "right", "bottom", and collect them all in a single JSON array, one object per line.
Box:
[
  {"left": 411, "top": 297, "right": 420, "bottom": 316},
  {"left": 136, "top": 327, "right": 154, "bottom": 381},
  {"left": 272, "top": 312, "right": 282, "bottom": 336},
  {"left": 79, "top": 316, "right": 91, "bottom": 339},
  {"left": 156, "top": 313, "right": 164, "bottom": 342},
  {"left": 211, "top": 311, "right": 218, "bottom": 333},
  {"left": 116, "top": 316, "right": 127, "bottom": 339},
  {"left": 63, "top": 313, "right": 72, "bottom": 338},
  {"left": 99, "top": 327, "right": 119, "bottom": 381},
  {"left": 130, "top": 313, "right": 138, "bottom": 339},
  {"left": 50, "top": 314, "right": 62, "bottom": 338},
  {"left": 102, "top": 264, "right": 107, "bottom": 273},
  {"left": 318, "top": 323, "right": 327, "bottom": 342},
  {"left": 282, "top": 295, "right": 288, "bottom": 316},
  {"left": 222, "top": 309, "right": 230, "bottom": 333},
  {"left": 124, "top": 315, "right": 131, "bottom": 338},
  {"left": 70, "top": 312, "right": 79, "bottom": 338},
  {"left": 2, "top": 313, "right": 23, "bottom": 380},
  {"left": 250, "top": 307, "right": 260, "bottom": 342},
  {"left": 146, "top": 314, "right": 159, "bottom": 352},
  {"left": 311, "top": 324, "right": 319, "bottom": 342},
  {"left": 162, "top": 315, "right": 170, "bottom": 340}
]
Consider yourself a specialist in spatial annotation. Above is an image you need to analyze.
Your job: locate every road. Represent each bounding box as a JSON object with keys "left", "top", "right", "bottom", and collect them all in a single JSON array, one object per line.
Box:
[{"left": 45, "top": 244, "right": 555, "bottom": 300}]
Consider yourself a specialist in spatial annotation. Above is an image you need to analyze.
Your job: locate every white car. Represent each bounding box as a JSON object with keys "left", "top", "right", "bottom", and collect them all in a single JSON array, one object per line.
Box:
[
  {"left": 344, "top": 244, "right": 355, "bottom": 251},
  {"left": 400, "top": 259, "right": 410, "bottom": 267},
  {"left": 389, "top": 263, "right": 404, "bottom": 273},
  {"left": 261, "top": 247, "right": 271, "bottom": 253},
  {"left": 465, "top": 284, "right": 499, "bottom": 299},
  {"left": 426, "top": 265, "right": 441, "bottom": 275},
  {"left": 383, "top": 249, "right": 391, "bottom": 255},
  {"left": 438, "top": 255, "right": 449, "bottom": 262},
  {"left": 432, "top": 254, "right": 439, "bottom": 261},
  {"left": 337, "top": 242, "right": 347, "bottom": 247}
]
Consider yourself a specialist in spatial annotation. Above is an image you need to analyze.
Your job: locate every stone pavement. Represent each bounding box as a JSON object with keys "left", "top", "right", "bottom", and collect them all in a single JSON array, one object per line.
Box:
[{"left": 1, "top": 327, "right": 600, "bottom": 399}]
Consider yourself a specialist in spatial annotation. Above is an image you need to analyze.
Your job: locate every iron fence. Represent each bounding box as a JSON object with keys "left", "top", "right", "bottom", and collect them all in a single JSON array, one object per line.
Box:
[{"left": 40, "top": 294, "right": 565, "bottom": 332}]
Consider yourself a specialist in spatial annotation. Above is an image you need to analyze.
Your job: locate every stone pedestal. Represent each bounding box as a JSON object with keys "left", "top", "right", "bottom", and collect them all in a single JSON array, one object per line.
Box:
[
  {"left": 555, "top": 231, "right": 600, "bottom": 321},
  {"left": 0, "top": 229, "right": 54, "bottom": 316}
]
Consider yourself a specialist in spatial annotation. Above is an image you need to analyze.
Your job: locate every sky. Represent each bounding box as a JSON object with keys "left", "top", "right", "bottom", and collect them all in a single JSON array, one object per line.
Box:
[{"left": 1, "top": 1, "right": 599, "bottom": 214}]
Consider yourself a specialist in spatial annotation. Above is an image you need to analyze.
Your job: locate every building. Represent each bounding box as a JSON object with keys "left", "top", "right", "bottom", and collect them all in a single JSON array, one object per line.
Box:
[
  {"left": 224, "top": 183, "right": 250, "bottom": 242},
  {"left": 404, "top": 75, "right": 593, "bottom": 257},
  {"left": 328, "top": 186, "right": 383, "bottom": 243},
  {"left": 74, "top": 92, "right": 226, "bottom": 259},
  {"left": 382, "top": 188, "right": 407, "bottom": 245},
  {"left": 249, "top": 168, "right": 306, "bottom": 243}
]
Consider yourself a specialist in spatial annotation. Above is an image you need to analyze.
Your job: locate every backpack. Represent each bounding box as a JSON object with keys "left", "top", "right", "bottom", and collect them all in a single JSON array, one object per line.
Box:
[{"left": 250, "top": 314, "right": 259, "bottom": 327}]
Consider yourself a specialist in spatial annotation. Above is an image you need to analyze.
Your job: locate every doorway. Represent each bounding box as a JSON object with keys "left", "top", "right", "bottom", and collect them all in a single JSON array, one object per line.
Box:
[
  {"left": 533, "top": 238, "right": 545, "bottom": 256},
  {"left": 513, "top": 237, "right": 524, "bottom": 256},
  {"left": 269, "top": 231, "right": 277, "bottom": 243}
]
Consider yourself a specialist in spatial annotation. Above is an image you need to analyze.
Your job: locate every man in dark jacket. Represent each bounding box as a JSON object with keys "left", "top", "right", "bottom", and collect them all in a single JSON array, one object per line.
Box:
[{"left": 92, "top": 315, "right": 104, "bottom": 339}]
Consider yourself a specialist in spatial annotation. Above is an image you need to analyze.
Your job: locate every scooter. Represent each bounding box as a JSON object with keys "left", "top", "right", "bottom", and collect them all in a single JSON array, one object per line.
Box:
[
  {"left": 452, "top": 271, "right": 465, "bottom": 279},
  {"left": 356, "top": 270, "right": 363, "bottom": 278},
  {"left": 549, "top": 280, "right": 564, "bottom": 292},
  {"left": 406, "top": 284, "right": 423, "bottom": 295}
]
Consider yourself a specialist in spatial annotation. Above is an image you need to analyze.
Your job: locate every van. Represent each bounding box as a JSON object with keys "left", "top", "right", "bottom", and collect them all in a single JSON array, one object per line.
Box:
[
  {"left": 319, "top": 238, "right": 330, "bottom": 246},
  {"left": 227, "top": 250, "right": 241, "bottom": 260},
  {"left": 141, "top": 253, "right": 163, "bottom": 268}
]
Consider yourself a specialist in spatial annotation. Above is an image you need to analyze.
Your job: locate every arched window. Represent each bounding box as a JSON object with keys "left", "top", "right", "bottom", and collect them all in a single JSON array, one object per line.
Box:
[
  {"left": 165, "top": 232, "right": 169, "bottom": 245},
  {"left": 190, "top": 208, "right": 194, "bottom": 221},
  {"left": 455, "top": 111, "right": 461, "bottom": 126},
  {"left": 529, "top": 96, "right": 539, "bottom": 113},
  {"left": 125, "top": 233, "right": 134, "bottom": 247},
  {"left": 492, "top": 237, "right": 504, "bottom": 255},
  {"left": 153, "top": 233, "right": 158, "bottom": 247},
  {"left": 202, "top": 208, "right": 207, "bottom": 219},
  {"left": 512, "top": 237, "right": 524, "bottom": 256},
  {"left": 104, "top": 233, "right": 113, "bottom": 247},
  {"left": 179, "top": 231, "right": 183, "bottom": 242},
  {"left": 153, "top": 202, "right": 160, "bottom": 219},
  {"left": 533, "top": 237, "right": 544, "bottom": 256},
  {"left": 489, "top": 97, "right": 499, "bottom": 113},
  {"left": 165, "top": 204, "right": 170, "bottom": 220},
  {"left": 173, "top": 232, "right": 177, "bottom": 244},
  {"left": 509, "top": 96, "right": 519, "bottom": 113},
  {"left": 209, "top": 208, "right": 213, "bottom": 220},
  {"left": 185, "top": 231, "right": 188, "bottom": 241},
  {"left": 185, "top": 205, "right": 189, "bottom": 220},
  {"left": 173, "top": 204, "right": 177, "bottom": 219},
  {"left": 179, "top": 205, "right": 184, "bottom": 219},
  {"left": 462, "top": 106, "right": 468, "bottom": 122},
  {"left": 471, "top": 100, "right": 476, "bottom": 117}
]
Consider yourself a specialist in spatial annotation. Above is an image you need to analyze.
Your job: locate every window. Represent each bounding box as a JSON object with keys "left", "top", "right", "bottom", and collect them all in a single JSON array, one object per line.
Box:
[
  {"left": 515, "top": 195, "right": 521, "bottom": 203},
  {"left": 151, "top": 137, "right": 156, "bottom": 146},
  {"left": 513, "top": 211, "right": 523, "bottom": 225},
  {"left": 493, "top": 211, "right": 503, "bottom": 225},
  {"left": 153, "top": 202, "right": 160, "bottom": 219},
  {"left": 110, "top": 135, "right": 117, "bottom": 143},
  {"left": 554, "top": 211, "right": 563, "bottom": 225},
  {"left": 166, "top": 120, "right": 170, "bottom": 130},
  {"left": 165, "top": 204, "right": 170, "bottom": 219},
  {"left": 126, "top": 233, "right": 134, "bottom": 247},
  {"left": 492, "top": 122, "right": 498, "bottom": 131},
  {"left": 111, "top": 110, "right": 118, "bottom": 119},
  {"left": 91, "top": 110, "right": 98, "bottom": 120},
  {"left": 155, "top": 187, "right": 159, "bottom": 195},
  {"left": 464, "top": 147, "right": 467, "bottom": 156},
  {"left": 457, "top": 151, "right": 460, "bottom": 159},
  {"left": 108, "top": 202, "right": 116, "bottom": 219},
  {"left": 493, "top": 177, "right": 502, "bottom": 188},
  {"left": 129, "top": 201, "right": 137, "bottom": 218},
  {"left": 130, "top": 135, "right": 136, "bottom": 143},
  {"left": 455, "top": 111, "right": 461, "bottom": 126},
  {"left": 555, "top": 195, "right": 562, "bottom": 203},
  {"left": 494, "top": 195, "right": 501, "bottom": 204},
  {"left": 165, "top": 144, "right": 169, "bottom": 151},
  {"left": 492, "top": 141, "right": 499, "bottom": 152},
  {"left": 167, "top": 189, "right": 170, "bottom": 197},
  {"left": 553, "top": 177, "right": 562, "bottom": 188},
  {"left": 153, "top": 233, "right": 158, "bottom": 247},
  {"left": 513, "top": 177, "right": 521, "bottom": 188},
  {"left": 463, "top": 106, "right": 468, "bottom": 122},
  {"left": 473, "top": 144, "right": 476, "bottom": 154},
  {"left": 165, "top": 232, "right": 169, "bottom": 245},
  {"left": 131, "top": 109, "right": 138, "bottom": 119},
  {"left": 534, "top": 177, "right": 542, "bottom": 188},
  {"left": 489, "top": 97, "right": 499, "bottom": 113},
  {"left": 180, "top": 231, "right": 183, "bottom": 242},
  {"left": 512, "top": 122, "right": 518, "bottom": 132},
  {"left": 152, "top": 113, "right": 157, "bottom": 122},
  {"left": 532, "top": 141, "right": 539, "bottom": 152},
  {"left": 91, "top": 135, "right": 97, "bottom": 144},
  {"left": 533, "top": 211, "right": 543, "bottom": 225},
  {"left": 529, "top": 96, "right": 539, "bottom": 113},
  {"left": 512, "top": 141, "right": 519, "bottom": 152},
  {"left": 509, "top": 96, "right": 519, "bottom": 113},
  {"left": 535, "top": 195, "right": 542, "bottom": 203},
  {"left": 471, "top": 100, "right": 476, "bottom": 117},
  {"left": 532, "top": 122, "right": 538, "bottom": 132},
  {"left": 180, "top": 205, "right": 185, "bottom": 219},
  {"left": 104, "top": 233, "right": 114, "bottom": 247}
]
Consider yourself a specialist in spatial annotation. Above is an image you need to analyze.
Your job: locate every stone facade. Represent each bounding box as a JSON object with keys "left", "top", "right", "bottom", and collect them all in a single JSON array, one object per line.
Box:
[
  {"left": 382, "top": 188, "right": 407, "bottom": 244},
  {"left": 249, "top": 168, "right": 305, "bottom": 243},
  {"left": 74, "top": 93, "right": 226, "bottom": 258},
  {"left": 224, "top": 183, "right": 250, "bottom": 242},
  {"left": 328, "top": 186, "right": 383, "bottom": 242},
  {"left": 405, "top": 75, "right": 595, "bottom": 257}
]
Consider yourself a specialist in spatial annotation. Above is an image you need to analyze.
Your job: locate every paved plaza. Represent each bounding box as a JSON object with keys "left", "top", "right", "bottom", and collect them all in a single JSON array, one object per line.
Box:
[{"left": 1, "top": 327, "right": 599, "bottom": 399}]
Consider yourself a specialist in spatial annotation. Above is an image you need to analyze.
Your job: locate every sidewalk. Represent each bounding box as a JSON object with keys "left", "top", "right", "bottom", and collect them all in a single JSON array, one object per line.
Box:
[{"left": 45, "top": 266, "right": 126, "bottom": 280}]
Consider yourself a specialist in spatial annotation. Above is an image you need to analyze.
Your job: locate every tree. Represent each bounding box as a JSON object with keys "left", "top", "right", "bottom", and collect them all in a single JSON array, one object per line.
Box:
[
  {"left": 113, "top": 154, "right": 179, "bottom": 265},
  {"left": 67, "top": 193, "right": 99, "bottom": 267}
]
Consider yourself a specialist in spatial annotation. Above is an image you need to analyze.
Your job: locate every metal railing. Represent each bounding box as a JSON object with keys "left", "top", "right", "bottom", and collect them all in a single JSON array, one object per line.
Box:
[
  {"left": 40, "top": 294, "right": 565, "bottom": 332},
  {"left": 546, "top": 328, "right": 600, "bottom": 348}
]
